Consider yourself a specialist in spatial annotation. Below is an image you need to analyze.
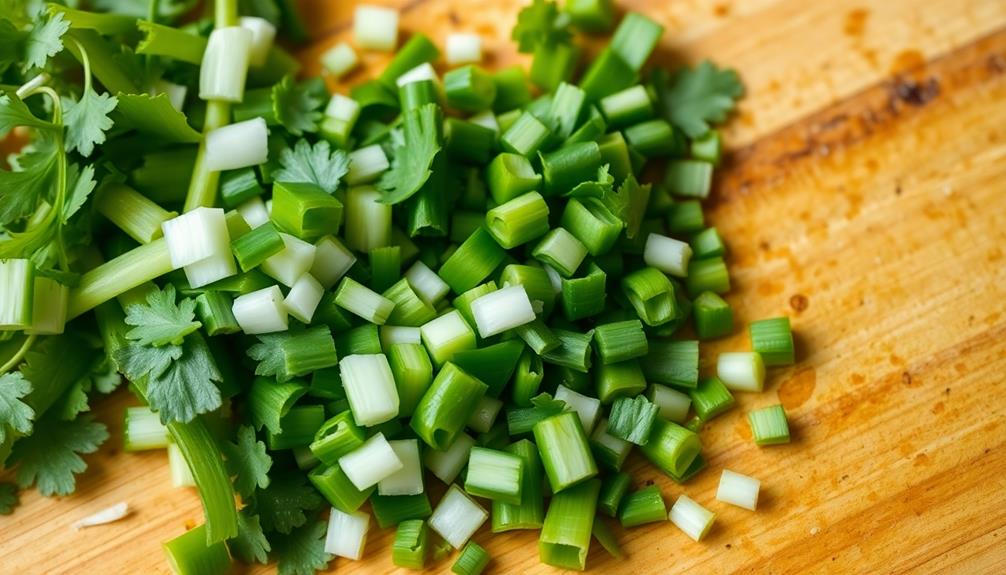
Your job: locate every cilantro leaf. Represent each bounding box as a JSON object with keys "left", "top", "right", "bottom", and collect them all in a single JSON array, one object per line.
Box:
[
  {"left": 251, "top": 471, "right": 322, "bottom": 534},
  {"left": 0, "top": 372, "right": 35, "bottom": 444},
  {"left": 123, "top": 285, "right": 202, "bottom": 347},
  {"left": 222, "top": 425, "right": 272, "bottom": 498},
  {"left": 377, "top": 103, "right": 442, "bottom": 205},
  {"left": 272, "top": 75, "right": 322, "bottom": 137},
  {"left": 228, "top": 509, "right": 272, "bottom": 564},
  {"left": 49, "top": 380, "right": 90, "bottom": 421},
  {"left": 656, "top": 61, "right": 744, "bottom": 138},
  {"left": 274, "top": 139, "right": 349, "bottom": 194},
  {"left": 62, "top": 163, "right": 96, "bottom": 224},
  {"left": 246, "top": 332, "right": 291, "bottom": 383},
  {"left": 0, "top": 19, "right": 25, "bottom": 76},
  {"left": 603, "top": 173, "right": 651, "bottom": 240},
  {"left": 85, "top": 356, "right": 122, "bottom": 394},
  {"left": 10, "top": 412, "right": 108, "bottom": 496},
  {"left": 512, "top": 0, "right": 571, "bottom": 53},
  {"left": 273, "top": 520, "right": 332, "bottom": 575},
  {"left": 115, "top": 335, "right": 223, "bottom": 423},
  {"left": 568, "top": 164, "right": 614, "bottom": 199},
  {"left": 113, "top": 93, "right": 201, "bottom": 143},
  {"left": 0, "top": 144, "right": 59, "bottom": 226},
  {"left": 0, "top": 92, "right": 55, "bottom": 136},
  {"left": 0, "top": 482, "right": 18, "bottom": 514},
  {"left": 63, "top": 87, "right": 117, "bottom": 157},
  {"left": 23, "top": 12, "right": 69, "bottom": 72},
  {"left": 20, "top": 333, "right": 94, "bottom": 413}
]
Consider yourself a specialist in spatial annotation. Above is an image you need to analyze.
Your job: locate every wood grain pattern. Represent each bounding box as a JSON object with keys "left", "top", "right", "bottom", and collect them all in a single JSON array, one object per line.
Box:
[{"left": 3, "top": 1, "right": 1006, "bottom": 573}]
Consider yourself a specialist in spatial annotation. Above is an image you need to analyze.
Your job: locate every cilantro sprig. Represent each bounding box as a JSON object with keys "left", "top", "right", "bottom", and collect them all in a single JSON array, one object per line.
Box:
[
  {"left": 377, "top": 103, "right": 442, "bottom": 205},
  {"left": 655, "top": 61, "right": 744, "bottom": 138}
]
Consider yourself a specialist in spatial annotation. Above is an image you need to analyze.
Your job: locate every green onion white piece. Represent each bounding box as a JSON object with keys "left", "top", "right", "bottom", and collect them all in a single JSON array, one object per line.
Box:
[
  {"left": 123, "top": 406, "right": 170, "bottom": 451},
  {"left": 26, "top": 276, "right": 68, "bottom": 335},
  {"left": 346, "top": 145, "right": 391, "bottom": 185},
  {"left": 380, "top": 325, "right": 423, "bottom": 348},
  {"left": 260, "top": 233, "right": 317, "bottom": 287},
  {"left": 311, "top": 235, "right": 357, "bottom": 289},
  {"left": 72, "top": 502, "right": 130, "bottom": 530},
  {"left": 339, "top": 354, "right": 400, "bottom": 426},
  {"left": 590, "top": 417, "right": 632, "bottom": 470},
  {"left": 715, "top": 469, "right": 760, "bottom": 511},
  {"left": 167, "top": 442, "right": 195, "bottom": 488},
  {"left": 325, "top": 507, "right": 370, "bottom": 560},
  {"left": 469, "top": 110, "right": 499, "bottom": 133},
  {"left": 344, "top": 186, "right": 392, "bottom": 253},
  {"left": 423, "top": 433, "right": 475, "bottom": 484},
  {"left": 284, "top": 273, "right": 324, "bottom": 323},
  {"left": 334, "top": 277, "right": 396, "bottom": 324},
  {"left": 161, "top": 207, "right": 230, "bottom": 269},
  {"left": 338, "top": 432, "right": 404, "bottom": 490},
  {"left": 321, "top": 42, "right": 359, "bottom": 78},
  {"left": 238, "top": 17, "right": 276, "bottom": 67},
  {"left": 647, "top": 384, "right": 692, "bottom": 424},
  {"left": 669, "top": 494, "right": 715, "bottom": 542},
  {"left": 716, "top": 351, "right": 766, "bottom": 392},
  {"left": 643, "top": 233, "right": 693, "bottom": 278},
  {"left": 396, "top": 63, "right": 439, "bottom": 87},
  {"left": 466, "top": 395, "right": 504, "bottom": 433},
  {"left": 378, "top": 439, "right": 424, "bottom": 496},
  {"left": 199, "top": 26, "right": 252, "bottom": 102},
  {"left": 470, "top": 285, "right": 536, "bottom": 338},
  {"left": 203, "top": 117, "right": 269, "bottom": 171},
  {"left": 554, "top": 385, "right": 601, "bottom": 434},
  {"left": 354, "top": 5, "right": 400, "bottom": 51},
  {"left": 184, "top": 251, "right": 237, "bottom": 289},
  {"left": 446, "top": 33, "right": 483, "bottom": 65},
  {"left": 429, "top": 484, "right": 488, "bottom": 549},
  {"left": 237, "top": 196, "right": 270, "bottom": 229},
  {"left": 405, "top": 261, "right": 450, "bottom": 305},
  {"left": 420, "top": 310, "right": 477, "bottom": 366},
  {"left": 232, "top": 285, "right": 289, "bottom": 334}
]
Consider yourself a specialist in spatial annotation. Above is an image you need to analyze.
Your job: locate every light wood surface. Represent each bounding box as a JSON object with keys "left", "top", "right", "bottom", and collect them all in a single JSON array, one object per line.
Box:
[{"left": 3, "top": 0, "right": 1006, "bottom": 573}]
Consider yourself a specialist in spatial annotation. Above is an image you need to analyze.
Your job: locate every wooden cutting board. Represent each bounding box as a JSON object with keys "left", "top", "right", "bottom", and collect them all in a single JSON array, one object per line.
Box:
[{"left": 2, "top": 0, "right": 1005, "bottom": 573}]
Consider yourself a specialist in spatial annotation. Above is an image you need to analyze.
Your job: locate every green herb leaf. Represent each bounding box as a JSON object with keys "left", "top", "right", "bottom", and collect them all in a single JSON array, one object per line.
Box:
[
  {"left": 23, "top": 12, "right": 70, "bottom": 72},
  {"left": 252, "top": 471, "right": 323, "bottom": 534},
  {"left": 0, "top": 372, "right": 35, "bottom": 444},
  {"left": 0, "top": 92, "right": 55, "bottom": 135},
  {"left": 275, "top": 139, "right": 350, "bottom": 194},
  {"left": 63, "top": 88, "right": 117, "bottom": 157},
  {"left": 50, "top": 380, "right": 90, "bottom": 421},
  {"left": 512, "top": 0, "right": 571, "bottom": 53},
  {"left": 377, "top": 103, "right": 441, "bottom": 205},
  {"left": 112, "top": 93, "right": 201, "bottom": 143},
  {"left": 19, "top": 333, "right": 94, "bottom": 415},
  {"left": 273, "top": 520, "right": 332, "bottom": 575},
  {"left": 0, "top": 144, "right": 59, "bottom": 226},
  {"left": 123, "top": 285, "right": 202, "bottom": 347},
  {"left": 84, "top": 355, "right": 122, "bottom": 394},
  {"left": 221, "top": 425, "right": 272, "bottom": 498},
  {"left": 656, "top": 61, "right": 744, "bottom": 139},
  {"left": 10, "top": 412, "right": 108, "bottom": 496},
  {"left": 228, "top": 509, "right": 272, "bottom": 564},
  {"left": 246, "top": 332, "right": 292, "bottom": 383},
  {"left": 0, "top": 482, "right": 18, "bottom": 514},
  {"left": 62, "top": 163, "right": 96, "bottom": 223},
  {"left": 567, "top": 163, "right": 614, "bottom": 198},
  {"left": 273, "top": 75, "right": 323, "bottom": 136}
]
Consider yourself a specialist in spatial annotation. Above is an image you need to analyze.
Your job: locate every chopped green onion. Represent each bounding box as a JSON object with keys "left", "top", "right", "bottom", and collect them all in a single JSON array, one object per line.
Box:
[
  {"left": 485, "top": 192, "right": 550, "bottom": 249},
  {"left": 464, "top": 446, "right": 524, "bottom": 504},
  {"left": 308, "top": 236, "right": 355, "bottom": 290},
  {"left": 492, "top": 66, "right": 532, "bottom": 112},
  {"left": 344, "top": 186, "right": 393, "bottom": 253},
  {"left": 237, "top": 196, "right": 270, "bottom": 229},
  {"left": 378, "top": 439, "right": 424, "bottom": 496},
  {"left": 450, "top": 339, "right": 523, "bottom": 398},
  {"left": 689, "top": 376, "right": 735, "bottom": 422},
  {"left": 529, "top": 41, "right": 579, "bottom": 92},
  {"left": 368, "top": 246, "right": 401, "bottom": 294},
  {"left": 470, "top": 285, "right": 536, "bottom": 338},
  {"left": 580, "top": 48, "right": 638, "bottom": 102},
  {"left": 354, "top": 4, "right": 399, "bottom": 51},
  {"left": 560, "top": 264, "right": 607, "bottom": 321},
  {"left": 717, "top": 352, "right": 766, "bottom": 392},
  {"left": 248, "top": 376, "right": 307, "bottom": 436},
  {"left": 403, "top": 261, "right": 449, "bottom": 307},
  {"left": 453, "top": 541, "right": 490, "bottom": 575},
  {"left": 533, "top": 411, "right": 598, "bottom": 492},
  {"left": 231, "top": 222, "right": 284, "bottom": 272},
  {"left": 491, "top": 439, "right": 545, "bottom": 531},
  {"left": 639, "top": 418, "right": 701, "bottom": 478},
  {"left": 239, "top": 17, "right": 276, "bottom": 67},
  {"left": 372, "top": 493, "right": 433, "bottom": 528},
  {"left": 392, "top": 519, "right": 429, "bottom": 569},
  {"left": 320, "top": 41, "right": 358, "bottom": 78},
  {"left": 690, "top": 227, "right": 725, "bottom": 259},
  {"left": 225, "top": 210, "right": 252, "bottom": 242},
  {"left": 345, "top": 145, "right": 390, "bottom": 186},
  {"left": 567, "top": 105, "right": 608, "bottom": 146},
  {"left": 532, "top": 228, "right": 587, "bottom": 278},
  {"left": 542, "top": 328, "right": 594, "bottom": 373},
  {"left": 284, "top": 273, "right": 325, "bottom": 324},
  {"left": 95, "top": 183, "right": 176, "bottom": 244},
  {"left": 467, "top": 395, "right": 504, "bottom": 433},
  {"left": 538, "top": 478, "right": 599, "bottom": 570},
  {"left": 666, "top": 200, "right": 705, "bottom": 235},
  {"left": 420, "top": 310, "right": 477, "bottom": 367},
  {"left": 429, "top": 484, "right": 488, "bottom": 549},
  {"left": 335, "top": 324, "right": 383, "bottom": 356},
  {"left": 560, "top": 197, "right": 622, "bottom": 256},
  {"left": 437, "top": 227, "right": 506, "bottom": 294},
  {"left": 642, "top": 339, "right": 699, "bottom": 388},
  {"left": 598, "top": 470, "right": 630, "bottom": 517},
  {"left": 310, "top": 410, "right": 366, "bottom": 466},
  {"left": 339, "top": 432, "right": 404, "bottom": 490},
  {"left": 445, "top": 118, "right": 496, "bottom": 165},
  {"left": 511, "top": 349, "right": 545, "bottom": 407},
  {"left": 380, "top": 32, "right": 439, "bottom": 87},
  {"left": 593, "top": 319, "right": 648, "bottom": 364},
  {"left": 123, "top": 406, "right": 170, "bottom": 451},
  {"left": 600, "top": 85, "right": 654, "bottom": 129},
  {"left": 199, "top": 26, "right": 252, "bottom": 102},
  {"left": 168, "top": 442, "right": 195, "bottom": 488},
  {"left": 163, "top": 523, "right": 231, "bottom": 575},
  {"left": 232, "top": 285, "right": 288, "bottom": 334},
  {"left": 716, "top": 469, "right": 760, "bottom": 511},
  {"left": 386, "top": 343, "right": 433, "bottom": 418},
  {"left": 668, "top": 494, "right": 715, "bottom": 542},
  {"left": 204, "top": 118, "right": 269, "bottom": 172},
  {"left": 647, "top": 384, "right": 692, "bottom": 423},
  {"left": 411, "top": 362, "right": 487, "bottom": 450},
  {"left": 267, "top": 405, "right": 325, "bottom": 450},
  {"left": 380, "top": 325, "right": 421, "bottom": 348},
  {"left": 423, "top": 432, "right": 475, "bottom": 484},
  {"left": 340, "top": 354, "right": 400, "bottom": 427},
  {"left": 608, "top": 395, "right": 659, "bottom": 445},
  {"left": 749, "top": 317, "right": 795, "bottom": 366},
  {"left": 596, "top": 359, "right": 647, "bottom": 405},
  {"left": 686, "top": 256, "right": 730, "bottom": 297},
  {"left": 619, "top": 485, "right": 667, "bottom": 528},
  {"left": 665, "top": 160, "right": 713, "bottom": 198},
  {"left": 399, "top": 78, "right": 439, "bottom": 112},
  {"left": 748, "top": 404, "right": 790, "bottom": 446},
  {"left": 624, "top": 119, "right": 685, "bottom": 157},
  {"left": 621, "top": 266, "right": 679, "bottom": 326},
  {"left": 546, "top": 82, "right": 586, "bottom": 139},
  {"left": 692, "top": 291, "right": 733, "bottom": 339},
  {"left": 444, "top": 65, "right": 496, "bottom": 112},
  {"left": 541, "top": 142, "right": 603, "bottom": 198},
  {"left": 500, "top": 111, "right": 551, "bottom": 157},
  {"left": 384, "top": 279, "right": 438, "bottom": 327},
  {"left": 513, "top": 319, "right": 560, "bottom": 356},
  {"left": 26, "top": 276, "right": 68, "bottom": 336},
  {"left": 487, "top": 153, "right": 541, "bottom": 204},
  {"left": 334, "top": 276, "right": 396, "bottom": 325},
  {"left": 610, "top": 12, "right": 664, "bottom": 71},
  {"left": 643, "top": 233, "right": 692, "bottom": 278},
  {"left": 554, "top": 385, "right": 601, "bottom": 434},
  {"left": 325, "top": 507, "right": 370, "bottom": 559},
  {"left": 499, "top": 264, "right": 556, "bottom": 316},
  {"left": 589, "top": 417, "right": 632, "bottom": 471},
  {"left": 309, "top": 462, "right": 374, "bottom": 512},
  {"left": 446, "top": 32, "right": 483, "bottom": 66},
  {"left": 260, "top": 233, "right": 316, "bottom": 287}
]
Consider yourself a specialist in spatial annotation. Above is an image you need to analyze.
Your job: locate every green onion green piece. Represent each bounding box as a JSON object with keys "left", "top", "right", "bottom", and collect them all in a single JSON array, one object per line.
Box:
[
  {"left": 420, "top": 310, "right": 477, "bottom": 367},
  {"left": 643, "top": 233, "right": 692, "bottom": 278},
  {"left": 231, "top": 222, "right": 284, "bottom": 272},
  {"left": 500, "top": 111, "right": 552, "bottom": 157},
  {"left": 693, "top": 291, "right": 733, "bottom": 339},
  {"left": 487, "top": 153, "right": 542, "bottom": 204},
  {"left": 560, "top": 264, "right": 607, "bottom": 321},
  {"left": 438, "top": 227, "right": 507, "bottom": 294},
  {"left": 444, "top": 65, "right": 497, "bottom": 111},
  {"left": 248, "top": 376, "right": 307, "bottom": 436},
  {"left": 344, "top": 185, "right": 392, "bottom": 253},
  {"left": 546, "top": 82, "right": 587, "bottom": 139},
  {"left": 310, "top": 410, "right": 365, "bottom": 466},
  {"left": 424, "top": 432, "right": 475, "bottom": 484},
  {"left": 372, "top": 493, "right": 433, "bottom": 529},
  {"left": 369, "top": 246, "right": 401, "bottom": 294},
  {"left": 541, "top": 142, "right": 603, "bottom": 197},
  {"left": 309, "top": 462, "right": 375, "bottom": 512},
  {"left": 123, "top": 406, "right": 170, "bottom": 451},
  {"left": 624, "top": 119, "right": 686, "bottom": 157},
  {"left": 267, "top": 405, "right": 326, "bottom": 450},
  {"left": 565, "top": 0, "right": 615, "bottom": 31},
  {"left": 492, "top": 66, "right": 532, "bottom": 112},
  {"left": 646, "top": 183, "right": 674, "bottom": 217},
  {"left": 411, "top": 362, "right": 488, "bottom": 450},
  {"left": 598, "top": 470, "right": 631, "bottom": 517},
  {"left": 444, "top": 118, "right": 496, "bottom": 165},
  {"left": 619, "top": 485, "right": 667, "bottom": 528},
  {"left": 271, "top": 181, "right": 343, "bottom": 240},
  {"left": 647, "top": 384, "right": 692, "bottom": 423},
  {"left": 219, "top": 168, "right": 264, "bottom": 209},
  {"left": 538, "top": 478, "right": 600, "bottom": 570},
  {"left": 340, "top": 354, "right": 400, "bottom": 427},
  {"left": 596, "top": 357, "right": 647, "bottom": 404},
  {"left": 690, "top": 227, "right": 725, "bottom": 260},
  {"left": 506, "top": 392, "right": 568, "bottom": 436},
  {"left": 560, "top": 197, "right": 623, "bottom": 256},
  {"left": 383, "top": 278, "right": 438, "bottom": 327},
  {"left": 194, "top": 291, "right": 240, "bottom": 336},
  {"left": 452, "top": 340, "right": 525, "bottom": 398},
  {"left": 532, "top": 228, "right": 588, "bottom": 278},
  {"left": 642, "top": 339, "right": 699, "bottom": 388},
  {"left": 529, "top": 40, "right": 580, "bottom": 92},
  {"left": 162, "top": 523, "right": 231, "bottom": 575},
  {"left": 464, "top": 446, "right": 524, "bottom": 505},
  {"left": 610, "top": 11, "right": 664, "bottom": 71},
  {"left": 485, "top": 192, "right": 551, "bottom": 249},
  {"left": 511, "top": 349, "right": 545, "bottom": 407},
  {"left": 749, "top": 316, "right": 795, "bottom": 366},
  {"left": 600, "top": 85, "right": 654, "bottom": 129},
  {"left": 669, "top": 494, "right": 715, "bottom": 541},
  {"left": 496, "top": 108, "right": 522, "bottom": 133},
  {"left": 748, "top": 404, "right": 791, "bottom": 446},
  {"left": 392, "top": 519, "right": 429, "bottom": 569},
  {"left": 580, "top": 48, "right": 638, "bottom": 102},
  {"left": 533, "top": 411, "right": 598, "bottom": 493},
  {"left": 689, "top": 377, "right": 736, "bottom": 422},
  {"left": 717, "top": 351, "right": 766, "bottom": 392},
  {"left": 492, "top": 439, "right": 545, "bottom": 532},
  {"left": 451, "top": 211, "right": 486, "bottom": 243},
  {"left": 607, "top": 395, "right": 659, "bottom": 445},
  {"left": 621, "top": 267, "right": 679, "bottom": 326},
  {"left": 639, "top": 418, "right": 702, "bottom": 478},
  {"left": 590, "top": 416, "right": 632, "bottom": 471},
  {"left": 665, "top": 160, "right": 713, "bottom": 199},
  {"left": 716, "top": 469, "right": 761, "bottom": 511},
  {"left": 514, "top": 318, "right": 560, "bottom": 356},
  {"left": 399, "top": 78, "right": 438, "bottom": 114},
  {"left": 380, "top": 32, "right": 440, "bottom": 87},
  {"left": 691, "top": 130, "right": 722, "bottom": 165},
  {"left": 666, "top": 200, "right": 705, "bottom": 235},
  {"left": 334, "top": 276, "right": 396, "bottom": 325},
  {"left": 452, "top": 541, "right": 490, "bottom": 575},
  {"left": 593, "top": 319, "right": 648, "bottom": 364},
  {"left": 591, "top": 516, "right": 625, "bottom": 559},
  {"left": 566, "top": 105, "right": 608, "bottom": 146},
  {"left": 429, "top": 484, "right": 488, "bottom": 549},
  {"left": 452, "top": 282, "right": 498, "bottom": 333},
  {"left": 477, "top": 421, "right": 511, "bottom": 450},
  {"left": 351, "top": 79, "right": 398, "bottom": 116},
  {"left": 335, "top": 324, "right": 382, "bottom": 356},
  {"left": 542, "top": 328, "right": 595, "bottom": 373},
  {"left": 308, "top": 366, "right": 346, "bottom": 401},
  {"left": 95, "top": 183, "right": 177, "bottom": 244},
  {"left": 467, "top": 395, "right": 504, "bottom": 434},
  {"left": 499, "top": 264, "right": 556, "bottom": 317},
  {"left": 686, "top": 256, "right": 730, "bottom": 297},
  {"left": 387, "top": 343, "right": 434, "bottom": 418},
  {"left": 320, "top": 95, "right": 361, "bottom": 149}
]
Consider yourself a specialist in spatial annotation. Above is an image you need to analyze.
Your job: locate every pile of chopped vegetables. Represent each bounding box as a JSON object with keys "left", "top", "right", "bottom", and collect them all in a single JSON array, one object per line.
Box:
[{"left": 0, "top": 0, "right": 799, "bottom": 573}]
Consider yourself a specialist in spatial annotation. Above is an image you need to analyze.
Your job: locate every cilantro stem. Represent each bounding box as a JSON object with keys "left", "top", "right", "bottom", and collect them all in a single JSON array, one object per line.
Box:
[{"left": 0, "top": 335, "right": 36, "bottom": 375}]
